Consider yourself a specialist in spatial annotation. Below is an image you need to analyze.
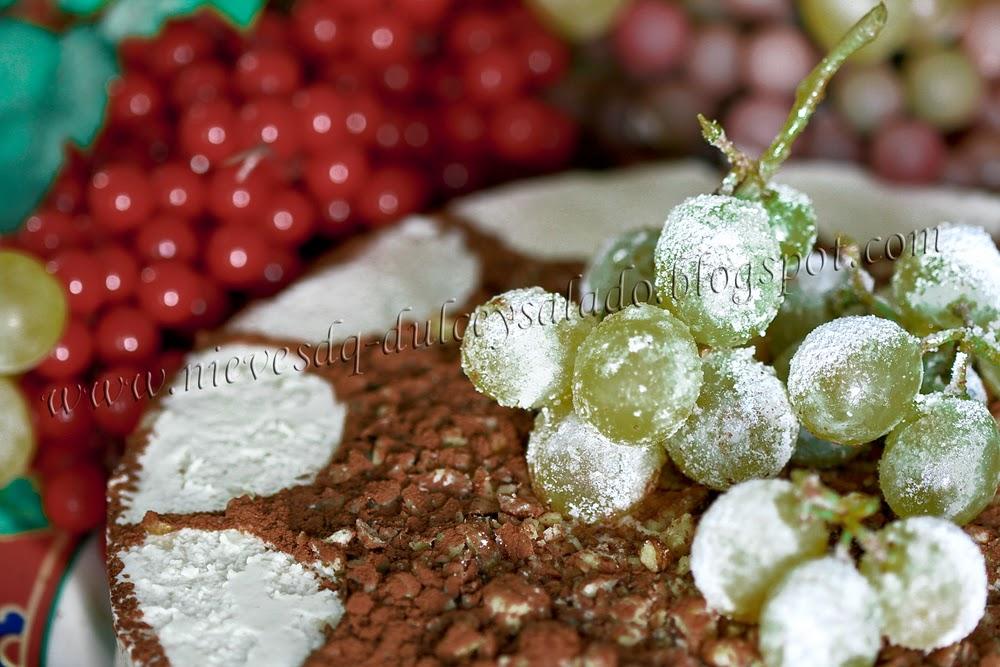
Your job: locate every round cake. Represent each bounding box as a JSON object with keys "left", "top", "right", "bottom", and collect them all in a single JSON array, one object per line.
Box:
[{"left": 107, "top": 162, "right": 1000, "bottom": 666}]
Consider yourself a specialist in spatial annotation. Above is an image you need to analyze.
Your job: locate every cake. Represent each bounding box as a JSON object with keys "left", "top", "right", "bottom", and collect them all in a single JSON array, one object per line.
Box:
[{"left": 107, "top": 161, "right": 1000, "bottom": 666}]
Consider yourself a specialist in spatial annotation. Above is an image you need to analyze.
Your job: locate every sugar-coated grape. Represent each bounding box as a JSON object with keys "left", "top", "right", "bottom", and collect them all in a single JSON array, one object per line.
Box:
[
  {"left": 788, "top": 316, "right": 923, "bottom": 445},
  {"left": 691, "top": 479, "right": 830, "bottom": 622},
  {"left": 759, "top": 557, "right": 882, "bottom": 667},
  {"left": 880, "top": 393, "right": 1000, "bottom": 525},
  {"left": 860, "top": 516, "right": 986, "bottom": 650},
  {"left": 582, "top": 227, "right": 659, "bottom": 313},
  {"left": 461, "top": 287, "right": 594, "bottom": 409},
  {"left": 0, "top": 251, "right": 68, "bottom": 374},
  {"left": 527, "top": 408, "right": 664, "bottom": 523},
  {"left": 0, "top": 379, "right": 35, "bottom": 488},
  {"left": 833, "top": 64, "right": 905, "bottom": 134},
  {"left": 905, "top": 49, "right": 984, "bottom": 132},
  {"left": 654, "top": 194, "right": 784, "bottom": 348},
  {"left": 890, "top": 223, "right": 1000, "bottom": 334},
  {"left": 798, "top": 0, "right": 913, "bottom": 64},
  {"left": 666, "top": 348, "right": 797, "bottom": 490},
  {"left": 790, "top": 428, "right": 864, "bottom": 469},
  {"left": 760, "top": 184, "right": 818, "bottom": 262},
  {"left": 572, "top": 303, "right": 702, "bottom": 444}
]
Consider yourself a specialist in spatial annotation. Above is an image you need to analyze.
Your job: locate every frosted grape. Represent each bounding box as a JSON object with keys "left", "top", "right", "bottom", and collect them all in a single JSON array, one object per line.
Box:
[
  {"left": 691, "top": 479, "right": 829, "bottom": 621},
  {"left": 0, "top": 250, "right": 68, "bottom": 374},
  {"left": 787, "top": 316, "right": 923, "bottom": 445},
  {"left": 760, "top": 184, "right": 818, "bottom": 262},
  {"left": 654, "top": 194, "right": 784, "bottom": 348},
  {"left": 759, "top": 557, "right": 882, "bottom": 667},
  {"left": 582, "top": 227, "right": 659, "bottom": 313},
  {"left": 0, "top": 379, "right": 35, "bottom": 488},
  {"left": 880, "top": 392, "right": 1000, "bottom": 525},
  {"left": 461, "top": 287, "right": 594, "bottom": 409},
  {"left": 890, "top": 223, "right": 1000, "bottom": 334},
  {"left": 665, "top": 348, "right": 798, "bottom": 490},
  {"left": 572, "top": 303, "right": 702, "bottom": 444},
  {"left": 526, "top": 408, "right": 664, "bottom": 523},
  {"left": 791, "top": 429, "right": 865, "bottom": 469},
  {"left": 860, "top": 516, "right": 986, "bottom": 650}
]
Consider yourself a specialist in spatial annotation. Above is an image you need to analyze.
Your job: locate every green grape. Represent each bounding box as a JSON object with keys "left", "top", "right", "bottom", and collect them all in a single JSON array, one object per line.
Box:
[
  {"left": 525, "top": 0, "right": 629, "bottom": 41},
  {"left": 860, "top": 516, "right": 986, "bottom": 650},
  {"left": 798, "top": 0, "right": 913, "bottom": 64},
  {"left": 665, "top": 348, "right": 798, "bottom": 490},
  {"left": 526, "top": 408, "right": 664, "bottom": 523},
  {"left": 0, "top": 250, "right": 68, "bottom": 374},
  {"left": 921, "top": 346, "right": 988, "bottom": 403},
  {"left": 905, "top": 49, "right": 984, "bottom": 132},
  {"left": 766, "top": 255, "right": 867, "bottom": 355},
  {"left": 461, "top": 287, "right": 594, "bottom": 409},
  {"left": 691, "top": 479, "right": 830, "bottom": 622},
  {"left": 0, "top": 378, "right": 35, "bottom": 488},
  {"left": 654, "top": 194, "right": 784, "bottom": 348},
  {"left": 880, "top": 393, "right": 1000, "bottom": 525},
  {"left": 787, "top": 316, "right": 923, "bottom": 445},
  {"left": 759, "top": 557, "right": 882, "bottom": 667},
  {"left": 582, "top": 227, "right": 659, "bottom": 314},
  {"left": 890, "top": 224, "right": 1000, "bottom": 334},
  {"left": 791, "top": 428, "right": 866, "bottom": 469},
  {"left": 572, "top": 303, "right": 702, "bottom": 444},
  {"left": 759, "top": 184, "right": 818, "bottom": 263}
]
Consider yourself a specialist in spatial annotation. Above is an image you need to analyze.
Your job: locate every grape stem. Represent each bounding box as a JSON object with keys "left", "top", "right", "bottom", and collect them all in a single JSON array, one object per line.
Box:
[
  {"left": 946, "top": 350, "right": 971, "bottom": 396},
  {"left": 837, "top": 235, "right": 904, "bottom": 322},
  {"left": 792, "top": 471, "right": 880, "bottom": 552}
]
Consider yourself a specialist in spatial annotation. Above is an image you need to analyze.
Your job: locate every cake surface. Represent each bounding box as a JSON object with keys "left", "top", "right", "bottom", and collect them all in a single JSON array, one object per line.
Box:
[{"left": 108, "top": 162, "right": 1000, "bottom": 667}]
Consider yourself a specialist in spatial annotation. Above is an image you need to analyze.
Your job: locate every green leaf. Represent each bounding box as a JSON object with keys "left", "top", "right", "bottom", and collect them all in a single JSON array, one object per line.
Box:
[
  {"left": 98, "top": 0, "right": 206, "bottom": 42},
  {"left": 0, "top": 19, "right": 60, "bottom": 113},
  {"left": 207, "top": 0, "right": 265, "bottom": 27},
  {"left": 52, "top": 26, "right": 119, "bottom": 148},
  {"left": 58, "top": 0, "right": 111, "bottom": 15},
  {"left": 0, "top": 116, "right": 64, "bottom": 233},
  {"left": 0, "top": 478, "right": 49, "bottom": 535}
]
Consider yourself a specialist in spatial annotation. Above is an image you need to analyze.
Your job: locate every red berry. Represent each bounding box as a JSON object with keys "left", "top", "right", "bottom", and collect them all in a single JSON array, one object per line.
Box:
[
  {"left": 426, "top": 65, "right": 463, "bottom": 103},
  {"left": 317, "top": 198, "right": 358, "bottom": 238},
  {"left": 379, "top": 62, "right": 420, "bottom": 100},
  {"left": 145, "top": 21, "right": 213, "bottom": 78},
  {"left": 293, "top": 85, "right": 350, "bottom": 152},
  {"left": 34, "top": 437, "right": 92, "bottom": 478},
  {"left": 356, "top": 166, "right": 429, "bottom": 226},
  {"left": 248, "top": 11, "right": 291, "bottom": 50},
  {"left": 180, "top": 277, "right": 229, "bottom": 331},
  {"left": 108, "top": 73, "right": 163, "bottom": 126},
  {"left": 235, "top": 48, "right": 302, "bottom": 98},
  {"left": 92, "top": 245, "right": 139, "bottom": 305},
  {"left": 612, "top": 0, "right": 691, "bottom": 77},
  {"left": 87, "top": 164, "right": 155, "bottom": 233},
  {"left": 258, "top": 189, "right": 317, "bottom": 246},
  {"left": 463, "top": 49, "right": 526, "bottom": 105},
  {"left": 448, "top": 11, "right": 505, "bottom": 57},
  {"left": 43, "top": 463, "right": 107, "bottom": 533},
  {"left": 16, "top": 210, "right": 80, "bottom": 256},
  {"left": 47, "top": 250, "right": 105, "bottom": 316},
  {"left": 135, "top": 216, "right": 199, "bottom": 263},
  {"left": 252, "top": 247, "right": 302, "bottom": 297},
  {"left": 151, "top": 162, "right": 207, "bottom": 220},
  {"left": 171, "top": 61, "right": 229, "bottom": 107},
  {"left": 205, "top": 225, "right": 271, "bottom": 288},
  {"left": 137, "top": 261, "right": 206, "bottom": 326},
  {"left": 179, "top": 100, "right": 238, "bottom": 163},
  {"left": 437, "top": 159, "right": 485, "bottom": 195},
  {"left": 238, "top": 98, "right": 301, "bottom": 159},
  {"left": 342, "top": 93, "right": 383, "bottom": 145},
  {"left": 374, "top": 111, "right": 405, "bottom": 154},
  {"left": 34, "top": 380, "right": 95, "bottom": 446},
  {"left": 292, "top": 0, "right": 350, "bottom": 57},
  {"left": 91, "top": 366, "right": 147, "bottom": 437},
  {"left": 354, "top": 13, "right": 415, "bottom": 67},
  {"left": 490, "top": 99, "right": 576, "bottom": 167},
  {"left": 95, "top": 306, "right": 161, "bottom": 366},
  {"left": 393, "top": 0, "right": 453, "bottom": 26},
  {"left": 35, "top": 320, "right": 94, "bottom": 380},
  {"left": 207, "top": 164, "right": 276, "bottom": 224},
  {"left": 303, "top": 147, "right": 370, "bottom": 200},
  {"left": 46, "top": 168, "right": 85, "bottom": 214},
  {"left": 517, "top": 29, "right": 569, "bottom": 88},
  {"left": 323, "top": 61, "right": 373, "bottom": 94}
]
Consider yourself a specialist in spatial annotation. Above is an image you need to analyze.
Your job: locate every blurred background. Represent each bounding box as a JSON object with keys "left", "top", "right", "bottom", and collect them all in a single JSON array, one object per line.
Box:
[{"left": 0, "top": 0, "right": 997, "bottom": 664}]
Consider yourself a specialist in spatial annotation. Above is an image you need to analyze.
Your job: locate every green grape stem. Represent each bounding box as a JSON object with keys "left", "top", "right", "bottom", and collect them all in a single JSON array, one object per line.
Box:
[
  {"left": 920, "top": 326, "right": 1000, "bottom": 372},
  {"left": 697, "top": 115, "right": 756, "bottom": 195},
  {"left": 791, "top": 471, "right": 880, "bottom": 551},
  {"left": 946, "top": 350, "right": 970, "bottom": 396}
]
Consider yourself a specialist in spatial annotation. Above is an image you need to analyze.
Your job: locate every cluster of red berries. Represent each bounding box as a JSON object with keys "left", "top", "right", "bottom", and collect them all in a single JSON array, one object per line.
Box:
[{"left": 2, "top": 0, "right": 576, "bottom": 533}]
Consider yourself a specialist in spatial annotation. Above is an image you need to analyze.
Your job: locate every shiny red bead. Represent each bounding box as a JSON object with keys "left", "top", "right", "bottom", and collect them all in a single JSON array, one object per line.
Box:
[
  {"left": 342, "top": 92, "right": 383, "bottom": 146},
  {"left": 16, "top": 210, "right": 80, "bottom": 257},
  {"left": 35, "top": 320, "right": 94, "bottom": 380},
  {"left": 179, "top": 100, "right": 238, "bottom": 163},
  {"left": 490, "top": 99, "right": 576, "bottom": 167},
  {"left": 137, "top": 261, "right": 206, "bottom": 326},
  {"left": 135, "top": 215, "right": 199, "bottom": 263},
  {"left": 258, "top": 189, "right": 317, "bottom": 246},
  {"left": 205, "top": 225, "right": 271, "bottom": 288},
  {"left": 292, "top": 0, "right": 350, "bottom": 57},
  {"left": 356, "top": 166, "right": 429, "bottom": 226},
  {"left": 238, "top": 98, "right": 301, "bottom": 159},
  {"left": 47, "top": 250, "right": 105, "bottom": 316},
  {"left": 145, "top": 20, "right": 214, "bottom": 78},
  {"left": 441, "top": 103, "right": 488, "bottom": 155},
  {"left": 180, "top": 277, "right": 229, "bottom": 332},
  {"left": 96, "top": 306, "right": 161, "bottom": 366},
  {"left": 33, "top": 437, "right": 93, "bottom": 478},
  {"left": 87, "top": 164, "right": 155, "bottom": 233},
  {"left": 251, "top": 247, "right": 301, "bottom": 297},
  {"left": 235, "top": 48, "right": 302, "bottom": 98},
  {"left": 207, "top": 164, "right": 276, "bottom": 224},
  {"left": 108, "top": 73, "right": 163, "bottom": 126},
  {"left": 34, "top": 380, "right": 95, "bottom": 446},
  {"left": 171, "top": 61, "right": 229, "bottom": 107},
  {"left": 354, "top": 13, "right": 415, "bottom": 67},
  {"left": 151, "top": 162, "right": 207, "bottom": 220},
  {"left": 317, "top": 198, "right": 358, "bottom": 238},
  {"left": 303, "top": 146, "right": 369, "bottom": 200},
  {"left": 293, "top": 85, "right": 350, "bottom": 153},
  {"left": 92, "top": 245, "right": 140, "bottom": 305},
  {"left": 463, "top": 49, "right": 526, "bottom": 105},
  {"left": 448, "top": 11, "right": 505, "bottom": 57},
  {"left": 517, "top": 29, "right": 569, "bottom": 88},
  {"left": 91, "top": 367, "right": 148, "bottom": 436},
  {"left": 43, "top": 462, "right": 107, "bottom": 533}
]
